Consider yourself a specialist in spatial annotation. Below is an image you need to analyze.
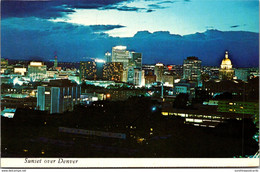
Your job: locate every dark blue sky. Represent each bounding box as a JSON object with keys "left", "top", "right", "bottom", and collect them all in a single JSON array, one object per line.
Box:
[{"left": 1, "top": 0, "right": 259, "bottom": 67}]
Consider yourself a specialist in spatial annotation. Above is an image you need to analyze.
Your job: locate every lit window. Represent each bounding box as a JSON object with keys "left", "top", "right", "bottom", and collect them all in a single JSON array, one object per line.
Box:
[
  {"left": 186, "top": 118, "right": 194, "bottom": 122},
  {"left": 162, "top": 112, "right": 168, "bottom": 116},
  {"left": 194, "top": 119, "right": 203, "bottom": 123}
]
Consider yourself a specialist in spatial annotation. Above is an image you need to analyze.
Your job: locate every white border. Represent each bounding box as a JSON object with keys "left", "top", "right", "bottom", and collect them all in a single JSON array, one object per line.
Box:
[{"left": 1, "top": 158, "right": 259, "bottom": 168}]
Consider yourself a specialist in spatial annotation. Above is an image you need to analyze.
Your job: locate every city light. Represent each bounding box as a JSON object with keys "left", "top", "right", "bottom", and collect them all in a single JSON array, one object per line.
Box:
[
  {"left": 137, "top": 137, "right": 145, "bottom": 143},
  {"left": 23, "top": 149, "right": 28, "bottom": 153},
  {"left": 95, "top": 59, "right": 106, "bottom": 63},
  {"left": 113, "top": 45, "right": 127, "bottom": 50},
  {"left": 155, "top": 63, "right": 163, "bottom": 66},
  {"left": 29, "top": 62, "right": 43, "bottom": 66},
  {"left": 13, "top": 77, "right": 23, "bottom": 86}
]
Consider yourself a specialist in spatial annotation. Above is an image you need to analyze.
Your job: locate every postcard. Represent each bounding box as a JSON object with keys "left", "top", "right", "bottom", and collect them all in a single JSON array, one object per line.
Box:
[{"left": 1, "top": 0, "right": 259, "bottom": 169}]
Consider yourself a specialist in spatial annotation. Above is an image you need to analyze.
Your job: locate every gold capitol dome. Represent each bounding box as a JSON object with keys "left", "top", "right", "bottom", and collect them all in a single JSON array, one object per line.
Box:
[{"left": 220, "top": 51, "right": 232, "bottom": 69}]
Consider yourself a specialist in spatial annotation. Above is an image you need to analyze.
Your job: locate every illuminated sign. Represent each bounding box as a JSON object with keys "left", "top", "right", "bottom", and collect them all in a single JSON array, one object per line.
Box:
[
  {"left": 167, "top": 66, "right": 172, "bottom": 70},
  {"left": 59, "top": 127, "right": 126, "bottom": 139}
]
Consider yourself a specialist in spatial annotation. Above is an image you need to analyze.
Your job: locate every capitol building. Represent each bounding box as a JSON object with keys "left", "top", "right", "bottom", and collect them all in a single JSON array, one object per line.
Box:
[{"left": 219, "top": 51, "right": 234, "bottom": 80}]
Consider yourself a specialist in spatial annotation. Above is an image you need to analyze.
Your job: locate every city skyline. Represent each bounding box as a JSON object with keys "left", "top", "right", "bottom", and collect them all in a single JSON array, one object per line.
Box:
[{"left": 1, "top": 0, "right": 259, "bottom": 67}]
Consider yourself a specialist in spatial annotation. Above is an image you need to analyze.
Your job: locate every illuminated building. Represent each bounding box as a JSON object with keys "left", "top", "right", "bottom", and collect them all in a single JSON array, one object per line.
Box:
[
  {"left": 219, "top": 51, "right": 234, "bottom": 80},
  {"left": 112, "top": 46, "right": 129, "bottom": 66},
  {"left": 218, "top": 100, "right": 259, "bottom": 127},
  {"left": 234, "top": 68, "right": 250, "bottom": 81},
  {"left": 161, "top": 105, "right": 252, "bottom": 128},
  {"left": 183, "top": 57, "right": 202, "bottom": 84},
  {"left": 248, "top": 67, "right": 259, "bottom": 79},
  {"left": 14, "top": 67, "right": 27, "bottom": 76},
  {"left": 127, "top": 52, "right": 143, "bottom": 85},
  {"left": 173, "top": 80, "right": 196, "bottom": 98},
  {"left": 133, "top": 68, "right": 142, "bottom": 86},
  {"left": 112, "top": 46, "right": 130, "bottom": 82},
  {"left": 154, "top": 63, "right": 164, "bottom": 82},
  {"left": 1, "top": 96, "right": 37, "bottom": 110},
  {"left": 144, "top": 71, "right": 156, "bottom": 85},
  {"left": 103, "top": 62, "right": 123, "bottom": 82},
  {"left": 1, "top": 58, "right": 8, "bottom": 66},
  {"left": 95, "top": 59, "right": 105, "bottom": 80},
  {"left": 162, "top": 74, "right": 174, "bottom": 87},
  {"left": 1, "top": 108, "right": 16, "bottom": 118},
  {"left": 218, "top": 100, "right": 259, "bottom": 116},
  {"left": 53, "top": 54, "right": 58, "bottom": 68},
  {"left": 106, "top": 89, "right": 147, "bottom": 101},
  {"left": 28, "top": 61, "right": 47, "bottom": 81},
  {"left": 105, "top": 51, "right": 112, "bottom": 63},
  {"left": 79, "top": 61, "right": 97, "bottom": 81},
  {"left": 46, "top": 70, "right": 58, "bottom": 78},
  {"left": 129, "top": 52, "right": 142, "bottom": 69},
  {"left": 68, "top": 75, "right": 80, "bottom": 84},
  {"left": 1, "top": 58, "right": 8, "bottom": 71},
  {"left": 202, "top": 66, "right": 219, "bottom": 80},
  {"left": 127, "top": 67, "right": 135, "bottom": 84},
  {"left": 37, "top": 79, "right": 80, "bottom": 114}
]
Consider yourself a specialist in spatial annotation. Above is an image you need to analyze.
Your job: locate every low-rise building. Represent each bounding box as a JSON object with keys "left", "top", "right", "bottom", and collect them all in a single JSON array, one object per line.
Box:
[{"left": 37, "top": 79, "right": 81, "bottom": 114}]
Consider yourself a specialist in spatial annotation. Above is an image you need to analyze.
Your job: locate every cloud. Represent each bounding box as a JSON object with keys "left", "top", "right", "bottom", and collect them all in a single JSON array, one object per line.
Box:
[
  {"left": 1, "top": 17, "right": 125, "bottom": 36},
  {"left": 1, "top": 0, "right": 128, "bottom": 19},
  {"left": 157, "top": 1, "right": 176, "bottom": 4},
  {"left": 230, "top": 25, "right": 240, "bottom": 28},
  {"left": 148, "top": 4, "right": 166, "bottom": 9},
  {"left": 89, "top": 25, "right": 126, "bottom": 32},
  {"left": 146, "top": 9, "right": 154, "bottom": 12},
  {"left": 101, "top": 5, "right": 145, "bottom": 11}
]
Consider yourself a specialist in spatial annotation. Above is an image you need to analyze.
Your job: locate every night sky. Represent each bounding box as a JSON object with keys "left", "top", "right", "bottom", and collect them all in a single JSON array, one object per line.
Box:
[{"left": 1, "top": 0, "right": 259, "bottom": 67}]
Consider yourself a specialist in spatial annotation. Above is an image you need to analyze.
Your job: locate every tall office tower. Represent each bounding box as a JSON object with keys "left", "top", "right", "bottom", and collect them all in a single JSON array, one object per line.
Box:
[
  {"left": 129, "top": 52, "right": 142, "bottom": 68},
  {"left": 79, "top": 61, "right": 97, "bottom": 81},
  {"left": 134, "top": 68, "right": 142, "bottom": 86},
  {"left": 105, "top": 51, "right": 112, "bottom": 63},
  {"left": 154, "top": 63, "right": 164, "bottom": 82},
  {"left": 112, "top": 46, "right": 130, "bottom": 66},
  {"left": 37, "top": 79, "right": 81, "bottom": 114},
  {"left": 112, "top": 46, "right": 130, "bottom": 82},
  {"left": 127, "top": 67, "right": 135, "bottom": 84},
  {"left": 183, "top": 56, "right": 202, "bottom": 83},
  {"left": 54, "top": 54, "right": 58, "bottom": 68},
  {"left": 94, "top": 59, "right": 105, "bottom": 80},
  {"left": 28, "top": 61, "right": 47, "bottom": 81},
  {"left": 219, "top": 51, "right": 234, "bottom": 80},
  {"left": 103, "top": 62, "right": 124, "bottom": 82}
]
